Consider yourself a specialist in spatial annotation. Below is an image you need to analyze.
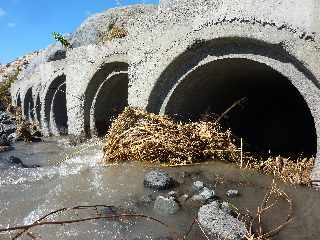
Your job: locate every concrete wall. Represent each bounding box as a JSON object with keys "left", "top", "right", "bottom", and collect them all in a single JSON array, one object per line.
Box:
[{"left": 11, "top": 0, "right": 320, "bottom": 183}]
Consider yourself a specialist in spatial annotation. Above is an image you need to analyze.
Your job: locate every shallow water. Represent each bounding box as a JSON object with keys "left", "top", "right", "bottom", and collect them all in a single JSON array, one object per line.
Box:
[{"left": 0, "top": 138, "right": 320, "bottom": 239}]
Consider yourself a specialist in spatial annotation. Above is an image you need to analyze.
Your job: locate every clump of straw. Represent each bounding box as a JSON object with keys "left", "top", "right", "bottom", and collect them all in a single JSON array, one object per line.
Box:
[
  {"left": 102, "top": 107, "right": 315, "bottom": 186},
  {"left": 103, "top": 107, "right": 239, "bottom": 165}
]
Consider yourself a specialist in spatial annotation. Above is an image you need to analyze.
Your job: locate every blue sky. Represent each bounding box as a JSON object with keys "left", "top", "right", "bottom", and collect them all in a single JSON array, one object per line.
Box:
[{"left": 0, "top": 0, "right": 159, "bottom": 64}]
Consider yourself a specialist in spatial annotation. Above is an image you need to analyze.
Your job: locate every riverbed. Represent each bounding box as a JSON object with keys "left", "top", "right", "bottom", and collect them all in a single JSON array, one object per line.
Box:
[{"left": 0, "top": 138, "right": 320, "bottom": 239}]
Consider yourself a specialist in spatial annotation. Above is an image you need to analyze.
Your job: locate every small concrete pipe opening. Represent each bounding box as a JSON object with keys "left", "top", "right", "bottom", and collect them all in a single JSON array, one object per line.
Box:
[{"left": 163, "top": 58, "right": 317, "bottom": 156}]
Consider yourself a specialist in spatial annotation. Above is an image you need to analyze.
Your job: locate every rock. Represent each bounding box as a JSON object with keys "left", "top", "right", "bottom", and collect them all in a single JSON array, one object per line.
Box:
[
  {"left": 226, "top": 189, "right": 239, "bottom": 198},
  {"left": 199, "top": 187, "right": 215, "bottom": 201},
  {"left": 144, "top": 170, "right": 172, "bottom": 190},
  {"left": 198, "top": 202, "right": 248, "bottom": 240},
  {"left": 139, "top": 194, "right": 153, "bottom": 204},
  {"left": 47, "top": 49, "right": 67, "bottom": 62},
  {"left": 154, "top": 196, "right": 180, "bottom": 215},
  {"left": 178, "top": 194, "right": 189, "bottom": 204},
  {"left": 167, "top": 191, "right": 178, "bottom": 198},
  {"left": 221, "top": 201, "right": 232, "bottom": 214},
  {"left": 190, "top": 194, "right": 205, "bottom": 203},
  {"left": 192, "top": 181, "right": 204, "bottom": 192},
  {"left": 8, "top": 156, "right": 40, "bottom": 168}
]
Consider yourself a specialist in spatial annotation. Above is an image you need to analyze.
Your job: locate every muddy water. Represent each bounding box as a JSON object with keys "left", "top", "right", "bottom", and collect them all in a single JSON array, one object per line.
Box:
[{"left": 0, "top": 138, "right": 320, "bottom": 240}]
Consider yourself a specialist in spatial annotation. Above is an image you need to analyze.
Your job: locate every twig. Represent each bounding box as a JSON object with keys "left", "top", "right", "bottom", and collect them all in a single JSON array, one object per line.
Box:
[{"left": 214, "top": 97, "right": 247, "bottom": 125}]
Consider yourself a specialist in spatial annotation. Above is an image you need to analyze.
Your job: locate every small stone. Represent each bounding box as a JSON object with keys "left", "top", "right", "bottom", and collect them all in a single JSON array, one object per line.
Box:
[
  {"left": 221, "top": 201, "right": 232, "bottom": 214},
  {"left": 154, "top": 196, "right": 180, "bottom": 215},
  {"left": 226, "top": 189, "right": 239, "bottom": 198},
  {"left": 168, "top": 191, "right": 178, "bottom": 198},
  {"left": 144, "top": 170, "right": 172, "bottom": 190},
  {"left": 178, "top": 194, "right": 189, "bottom": 204},
  {"left": 198, "top": 202, "right": 248, "bottom": 240},
  {"left": 199, "top": 187, "right": 215, "bottom": 201},
  {"left": 140, "top": 194, "right": 153, "bottom": 204},
  {"left": 192, "top": 181, "right": 204, "bottom": 191},
  {"left": 191, "top": 194, "right": 205, "bottom": 203}
]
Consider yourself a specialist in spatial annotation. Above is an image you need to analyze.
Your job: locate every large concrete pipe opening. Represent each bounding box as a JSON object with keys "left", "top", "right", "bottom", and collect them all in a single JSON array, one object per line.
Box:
[
  {"left": 23, "top": 88, "right": 35, "bottom": 121},
  {"left": 84, "top": 61, "right": 129, "bottom": 137},
  {"left": 44, "top": 75, "right": 68, "bottom": 135},
  {"left": 163, "top": 58, "right": 317, "bottom": 156}
]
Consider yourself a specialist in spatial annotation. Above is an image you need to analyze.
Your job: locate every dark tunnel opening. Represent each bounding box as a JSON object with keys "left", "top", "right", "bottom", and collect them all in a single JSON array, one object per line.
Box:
[
  {"left": 24, "top": 88, "right": 35, "bottom": 121},
  {"left": 164, "top": 58, "right": 317, "bottom": 156},
  {"left": 45, "top": 75, "right": 68, "bottom": 135},
  {"left": 94, "top": 73, "right": 128, "bottom": 137},
  {"left": 17, "top": 93, "right": 21, "bottom": 108},
  {"left": 36, "top": 94, "right": 41, "bottom": 127},
  {"left": 52, "top": 83, "right": 68, "bottom": 135}
]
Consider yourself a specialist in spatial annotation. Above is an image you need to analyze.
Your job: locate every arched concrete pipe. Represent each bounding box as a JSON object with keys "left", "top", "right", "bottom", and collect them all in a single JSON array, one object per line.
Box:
[
  {"left": 143, "top": 38, "right": 320, "bottom": 185},
  {"left": 83, "top": 61, "right": 129, "bottom": 137}
]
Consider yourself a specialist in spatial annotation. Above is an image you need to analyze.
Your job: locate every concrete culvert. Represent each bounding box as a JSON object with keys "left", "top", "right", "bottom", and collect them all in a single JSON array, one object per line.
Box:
[
  {"left": 84, "top": 61, "right": 129, "bottom": 137},
  {"left": 23, "top": 88, "right": 35, "bottom": 121},
  {"left": 163, "top": 58, "right": 317, "bottom": 156},
  {"left": 51, "top": 83, "right": 68, "bottom": 135},
  {"left": 44, "top": 75, "right": 68, "bottom": 135}
]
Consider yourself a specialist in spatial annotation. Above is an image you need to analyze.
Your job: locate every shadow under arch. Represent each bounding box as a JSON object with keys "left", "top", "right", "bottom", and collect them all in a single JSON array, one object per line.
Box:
[
  {"left": 16, "top": 92, "right": 22, "bottom": 108},
  {"left": 35, "top": 93, "right": 42, "bottom": 127},
  {"left": 23, "top": 88, "right": 35, "bottom": 121},
  {"left": 84, "top": 61, "right": 129, "bottom": 137},
  {"left": 44, "top": 75, "right": 68, "bottom": 135}
]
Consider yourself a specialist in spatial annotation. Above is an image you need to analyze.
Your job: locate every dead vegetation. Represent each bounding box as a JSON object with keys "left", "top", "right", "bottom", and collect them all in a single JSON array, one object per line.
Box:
[
  {"left": 103, "top": 107, "right": 314, "bottom": 186},
  {"left": 99, "top": 24, "right": 128, "bottom": 43},
  {"left": 103, "top": 107, "right": 238, "bottom": 165}
]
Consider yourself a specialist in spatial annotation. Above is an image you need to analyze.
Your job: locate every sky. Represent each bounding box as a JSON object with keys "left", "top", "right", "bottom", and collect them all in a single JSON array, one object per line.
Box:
[{"left": 0, "top": 0, "right": 159, "bottom": 64}]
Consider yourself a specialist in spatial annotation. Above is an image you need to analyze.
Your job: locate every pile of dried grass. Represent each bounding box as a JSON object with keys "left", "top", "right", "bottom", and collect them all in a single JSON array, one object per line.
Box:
[
  {"left": 250, "top": 156, "right": 314, "bottom": 186},
  {"left": 102, "top": 107, "right": 315, "bottom": 186},
  {"left": 103, "top": 107, "right": 239, "bottom": 165}
]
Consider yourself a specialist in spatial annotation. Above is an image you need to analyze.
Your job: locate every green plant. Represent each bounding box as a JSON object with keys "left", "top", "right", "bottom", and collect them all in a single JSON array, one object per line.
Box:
[
  {"left": 0, "top": 68, "right": 20, "bottom": 107},
  {"left": 52, "top": 32, "right": 71, "bottom": 48}
]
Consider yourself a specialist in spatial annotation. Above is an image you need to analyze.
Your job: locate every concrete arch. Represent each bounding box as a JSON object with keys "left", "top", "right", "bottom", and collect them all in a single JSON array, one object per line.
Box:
[
  {"left": 147, "top": 37, "right": 319, "bottom": 112},
  {"left": 23, "top": 88, "right": 35, "bottom": 121},
  {"left": 84, "top": 61, "right": 129, "bottom": 137},
  {"left": 43, "top": 74, "right": 68, "bottom": 136},
  {"left": 146, "top": 37, "right": 320, "bottom": 179}
]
